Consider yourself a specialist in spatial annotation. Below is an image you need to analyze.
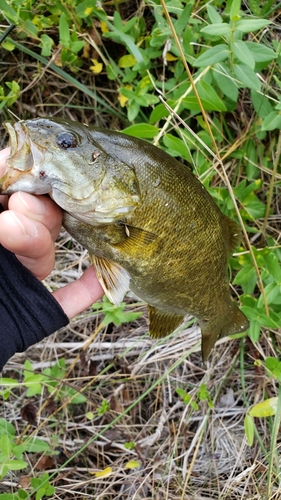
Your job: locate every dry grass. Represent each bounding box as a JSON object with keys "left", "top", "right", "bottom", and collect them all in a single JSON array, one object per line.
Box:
[{"left": 0, "top": 3, "right": 281, "bottom": 499}]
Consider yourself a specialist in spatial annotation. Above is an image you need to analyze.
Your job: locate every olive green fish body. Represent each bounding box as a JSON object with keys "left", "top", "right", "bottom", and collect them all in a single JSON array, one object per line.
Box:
[{"left": 0, "top": 118, "right": 249, "bottom": 360}]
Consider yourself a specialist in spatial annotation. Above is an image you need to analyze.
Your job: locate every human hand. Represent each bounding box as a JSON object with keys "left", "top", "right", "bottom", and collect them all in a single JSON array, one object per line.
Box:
[{"left": 0, "top": 148, "right": 103, "bottom": 319}]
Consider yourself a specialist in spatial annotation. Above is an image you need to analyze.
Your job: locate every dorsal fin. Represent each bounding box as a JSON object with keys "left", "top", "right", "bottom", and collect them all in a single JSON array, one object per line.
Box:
[{"left": 222, "top": 215, "right": 241, "bottom": 255}]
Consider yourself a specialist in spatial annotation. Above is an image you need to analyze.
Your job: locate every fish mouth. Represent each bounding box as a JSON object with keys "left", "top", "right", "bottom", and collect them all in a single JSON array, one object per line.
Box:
[{"left": 0, "top": 121, "right": 46, "bottom": 193}]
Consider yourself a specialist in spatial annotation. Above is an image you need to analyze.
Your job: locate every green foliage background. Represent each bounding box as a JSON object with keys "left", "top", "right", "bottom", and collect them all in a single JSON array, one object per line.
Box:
[{"left": 0, "top": 0, "right": 281, "bottom": 498}]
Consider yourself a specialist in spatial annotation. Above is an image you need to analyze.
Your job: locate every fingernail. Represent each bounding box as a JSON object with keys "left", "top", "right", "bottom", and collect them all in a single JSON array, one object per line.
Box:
[
  {"left": 11, "top": 212, "right": 38, "bottom": 238},
  {"left": 17, "top": 191, "right": 46, "bottom": 215}
]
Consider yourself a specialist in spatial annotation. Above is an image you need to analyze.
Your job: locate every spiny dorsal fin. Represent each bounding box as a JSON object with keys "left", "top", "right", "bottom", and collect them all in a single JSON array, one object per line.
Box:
[
  {"left": 115, "top": 223, "right": 157, "bottom": 255},
  {"left": 148, "top": 305, "right": 184, "bottom": 339},
  {"left": 222, "top": 215, "right": 241, "bottom": 255},
  {"left": 90, "top": 254, "right": 130, "bottom": 306}
]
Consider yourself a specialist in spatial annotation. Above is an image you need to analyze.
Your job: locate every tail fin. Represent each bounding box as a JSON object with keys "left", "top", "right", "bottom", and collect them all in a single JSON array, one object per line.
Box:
[{"left": 201, "top": 303, "right": 249, "bottom": 362}]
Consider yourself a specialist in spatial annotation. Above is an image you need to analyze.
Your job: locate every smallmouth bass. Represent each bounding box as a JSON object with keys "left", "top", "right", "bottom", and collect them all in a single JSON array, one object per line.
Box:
[{"left": 0, "top": 118, "right": 249, "bottom": 360}]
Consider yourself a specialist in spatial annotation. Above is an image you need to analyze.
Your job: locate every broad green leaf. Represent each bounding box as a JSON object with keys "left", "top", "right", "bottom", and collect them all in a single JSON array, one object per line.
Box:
[
  {"left": 193, "top": 44, "right": 230, "bottom": 67},
  {"left": 207, "top": 5, "right": 223, "bottom": 24},
  {"left": 122, "top": 124, "right": 159, "bottom": 138},
  {"left": 249, "top": 397, "right": 278, "bottom": 417},
  {"left": 230, "top": 0, "right": 241, "bottom": 21},
  {"left": 0, "top": 419, "right": 15, "bottom": 437},
  {"left": 200, "top": 23, "right": 232, "bottom": 36},
  {"left": 248, "top": 319, "right": 261, "bottom": 342},
  {"left": 244, "top": 414, "right": 254, "bottom": 446},
  {"left": 266, "top": 253, "right": 281, "bottom": 282},
  {"left": 251, "top": 90, "right": 273, "bottom": 119},
  {"left": 233, "top": 64, "right": 261, "bottom": 91},
  {"left": 163, "top": 134, "right": 192, "bottom": 162},
  {"left": 233, "top": 264, "right": 257, "bottom": 293},
  {"left": 19, "top": 438, "right": 51, "bottom": 454},
  {"left": 245, "top": 42, "right": 277, "bottom": 63},
  {"left": 24, "top": 19, "right": 38, "bottom": 37},
  {"left": 149, "top": 103, "right": 169, "bottom": 123},
  {"left": 3, "top": 459, "right": 27, "bottom": 471},
  {"left": 262, "top": 112, "right": 281, "bottom": 131},
  {"left": 174, "top": 3, "right": 193, "bottom": 34},
  {"left": 118, "top": 54, "right": 137, "bottom": 68},
  {"left": 264, "top": 283, "right": 281, "bottom": 305},
  {"left": 233, "top": 41, "right": 255, "bottom": 69},
  {"left": 243, "top": 199, "right": 265, "bottom": 219},
  {"left": 198, "top": 80, "right": 227, "bottom": 111},
  {"left": 40, "top": 34, "right": 54, "bottom": 57},
  {"left": 75, "top": 0, "right": 97, "bottom": 19},
  {"left": 59, "top": 12, "right": 70, "bottom": 48},
  {"left": 235, "top": 19, "right": 271, "bottom": 33},
  {"left": 212, "top": 63, "right": 238, "bottom": 102},
  {"left": 70, "top": 41, "right": 84, "bottom": 53},
  {"left": 0, "top": 0, "right": 18, "bottom": 22},
  {"left": 258, "top": 313, "right": 279, "bottom": 329}
]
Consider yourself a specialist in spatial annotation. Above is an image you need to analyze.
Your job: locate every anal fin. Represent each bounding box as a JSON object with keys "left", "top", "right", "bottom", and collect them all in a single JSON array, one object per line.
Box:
[
  {"left": 90, "top": 254, "right": 130, "bottom": 306},
  {"left": 148, "top": 305, "right": 184, "bottom": 339}
]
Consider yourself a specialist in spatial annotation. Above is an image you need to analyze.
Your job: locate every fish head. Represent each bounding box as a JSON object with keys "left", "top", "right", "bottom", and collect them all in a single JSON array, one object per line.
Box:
[{"left": 0, "top": 118, "right": 140, "bottom": 224}]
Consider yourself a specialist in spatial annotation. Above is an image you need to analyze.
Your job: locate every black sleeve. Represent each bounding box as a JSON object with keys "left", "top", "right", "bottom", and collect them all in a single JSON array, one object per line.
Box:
[{"left": 0, "top": 245, "right": 69, "bottom": 371}]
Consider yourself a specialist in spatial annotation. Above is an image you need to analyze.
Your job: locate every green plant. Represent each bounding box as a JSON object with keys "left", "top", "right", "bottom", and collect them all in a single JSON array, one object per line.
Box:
[{"left": 0, "top": 418, "right": 51, "bottom": 480}]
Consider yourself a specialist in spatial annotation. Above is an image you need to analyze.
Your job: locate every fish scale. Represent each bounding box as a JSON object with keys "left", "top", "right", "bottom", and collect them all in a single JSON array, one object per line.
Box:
[{"left": 0, "top": 117, "right": 249, "bottom": 360}]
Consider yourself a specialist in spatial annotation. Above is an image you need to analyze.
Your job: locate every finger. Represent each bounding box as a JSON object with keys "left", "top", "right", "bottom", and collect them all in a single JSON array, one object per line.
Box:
[
  {"left": 0, "top": 148, "right": 10, "bottom": 175},
  {"left": 53, "top": 265, "right": 104, "bottom": 319},
  {"left": 8, "top": 191, "right": 62, "bottom": 241},
  {"left": 0, "top": 148, "right": 10, "bottom": 208},
  {"left": 0, "top": 210, "right": 56, "bottom": 280}
]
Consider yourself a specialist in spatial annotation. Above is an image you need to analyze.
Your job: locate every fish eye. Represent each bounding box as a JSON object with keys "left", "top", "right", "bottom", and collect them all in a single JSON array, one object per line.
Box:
[{"left": 56, "top": 132, "right": 78, "bottom": 149}]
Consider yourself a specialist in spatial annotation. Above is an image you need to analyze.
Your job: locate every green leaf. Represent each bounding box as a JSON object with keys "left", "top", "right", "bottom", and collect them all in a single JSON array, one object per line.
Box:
[
  {"left": 163, "top": 134, "right": 192, "bottom": 162},
  {"left": 233, "top": 63, "right": 261, "bottom": 91},
  {"left": 249, "top": 397, "right": 278, "bottom": 417},
  {"left": 174, "top": 3, "right": 193, "bottom": 34},
  {"left": 251, "top": 90, "right": 273, "bottom": 119},
  {"left": 266, "top": 253, "right": 281, "bottom": 282},
  {"left": 230, "top": 0, "right": 241, "bottom": 21},
  {"left": 245, "top": 42, "right": 277, "bottom": 63},
  {"left": 233, "top": 41, "right": 255, "bottom": 69},
  {"left": 248, "top": 319, "right": 261, "bottom": 342},
  {"left": 233, "top": 265, "right": 257, "bottom": 293},
  {"left": 24, "top": 19, "right": 38, "bottom": 37},
  {"left": 122, "top": 124, "right": 159, "bottom": 138},
  {"left": 207, "top": 5, "right": 223, "bottom": 24},
  {"left": 194, "top": 44, "right": 230, "bottom": 67},
  {"left": 118, "top": 54, "right": 137, "bottom": 68},
  {"left": 244, "top": 414, "right": 254, "bottom": 446},
  {"left": 0, "top": 0, "right": 18, "bottom": 22},
  {"left": 212, "top": 63, "right": 238, "bottom": 102},
  {"left": 40, "top": 34, "right": 54, "bottom": 57},
  {"left": 198, "top": 80, "right": 227, "bottom": 111},
  {"left": 149, "top": 103, "right": 169, "bottom": 123},
  {"left": 235, "top": 19, "right": 271, "bottom": 33},
  {"left": 75, "top": 0, "right": 97, "bottom": 19},
  {"left": 262, "top": 112, "right": 281, "bottom": 131},
  {"left": 200, "top": 23, "right": 231, "bottom": 36},
  {"left": 19, "top": 438, "right": 51, "bottom": 454},
  {"left": 59, "top": 12, "right": 70, "bottom": 48}
]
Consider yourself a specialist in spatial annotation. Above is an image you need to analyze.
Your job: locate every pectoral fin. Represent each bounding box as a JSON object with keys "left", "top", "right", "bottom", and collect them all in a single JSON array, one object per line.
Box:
[
  {"left": 148, "top": 305, "right": 184, "bottom": 339},
  {"left": 115, "top": 223, "right": 157, "bottom": 254},
  {"left": 90, "top": 254, "right": 130, "bottom": 306}
]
